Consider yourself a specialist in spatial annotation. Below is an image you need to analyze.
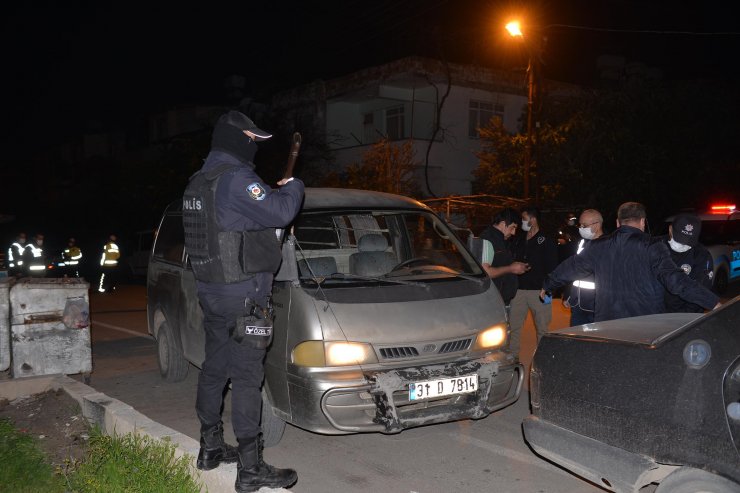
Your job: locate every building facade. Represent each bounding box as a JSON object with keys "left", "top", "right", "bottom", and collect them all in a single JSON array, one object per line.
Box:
[{"left": 272, "top": 56, "right": 580, "bottom": 197}]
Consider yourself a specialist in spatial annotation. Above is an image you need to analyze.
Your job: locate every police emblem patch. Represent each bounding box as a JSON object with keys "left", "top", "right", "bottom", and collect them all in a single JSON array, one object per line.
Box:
[
  {"left": 247, "top": 182, "right": 266, "bottom": 200},
  {"left": 680, "top": 263, "right": 692, "bottom": 275}
]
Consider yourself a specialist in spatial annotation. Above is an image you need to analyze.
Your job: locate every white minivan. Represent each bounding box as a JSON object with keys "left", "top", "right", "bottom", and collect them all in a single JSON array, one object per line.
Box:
[{"left": 147, "top": 188, "right": 523, "bottom": 445}]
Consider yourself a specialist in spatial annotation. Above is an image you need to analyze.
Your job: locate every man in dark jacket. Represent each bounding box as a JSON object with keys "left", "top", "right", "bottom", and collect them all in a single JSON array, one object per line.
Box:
[
  {"left": 508, "top": 207, "right": 559, "bottom": 357},
  {"left": 655, "top": 213, "right": 714, "bottom": 313},
  {"left": 561, "top": 208, "right": 604, "bottom": 325},
  {"left": 480, "top": 208, "right": 530, "bottom": 308},
  {"left": 183, "top": 110, "right": 303, "bottom": 492},
  {"left": 542, "top": 202, "right": 719, "bottom": 322}
]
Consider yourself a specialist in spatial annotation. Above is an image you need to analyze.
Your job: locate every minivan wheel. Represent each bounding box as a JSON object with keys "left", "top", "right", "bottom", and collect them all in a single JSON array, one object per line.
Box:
[
  {"left": 261, "top": 388, "right": 286, "bottom": 447},
  {"left": 655, "top": 467, "right": 739, "bottom": 493},
  {"left": 156, "top": 322, "right": 189, "bottom": 382}
]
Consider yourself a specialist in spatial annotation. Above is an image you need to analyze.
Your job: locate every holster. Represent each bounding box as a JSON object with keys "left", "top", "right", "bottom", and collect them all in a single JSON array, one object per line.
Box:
[{"left": 232, "top": 299, "right": 274, "bottom": 349}]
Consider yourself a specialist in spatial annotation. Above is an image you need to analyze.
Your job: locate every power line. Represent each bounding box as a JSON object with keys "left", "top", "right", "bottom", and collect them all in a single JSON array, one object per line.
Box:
[{"left": 545, "top": 24, "right": 740, "bottom": 36}]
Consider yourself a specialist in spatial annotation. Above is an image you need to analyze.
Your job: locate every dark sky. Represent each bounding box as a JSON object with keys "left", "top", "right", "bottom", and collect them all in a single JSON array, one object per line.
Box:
[{"left": 3, "top": 0, "right": 739, "bottom": 146}]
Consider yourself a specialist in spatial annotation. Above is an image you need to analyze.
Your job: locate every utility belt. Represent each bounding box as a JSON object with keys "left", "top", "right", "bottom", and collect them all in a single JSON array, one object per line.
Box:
[{"left": 231, "top": 298, "right": 274, "bottom": 350}]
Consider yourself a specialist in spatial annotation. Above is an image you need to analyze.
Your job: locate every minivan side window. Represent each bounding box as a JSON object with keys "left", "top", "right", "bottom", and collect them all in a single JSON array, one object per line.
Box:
[{"left": 152, "top": 214, "right": 185, "bottom": 264}]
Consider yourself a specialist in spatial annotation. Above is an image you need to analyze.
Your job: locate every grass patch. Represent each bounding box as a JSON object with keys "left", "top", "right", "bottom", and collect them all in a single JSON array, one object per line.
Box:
[
  {"left": 0, "top": 418, "right": 65, "bottom": 492},
  {"left": 62, "top": 427, "right": 202, "bottom": 493},
  {"left": 0, "top": 417, "right": 201, "bottom": 493}
]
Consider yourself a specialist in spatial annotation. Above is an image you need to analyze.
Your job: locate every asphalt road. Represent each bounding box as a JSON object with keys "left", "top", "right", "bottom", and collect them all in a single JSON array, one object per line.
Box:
[{"left": 77, "top": 282, "right": 740, "bottom": 493}]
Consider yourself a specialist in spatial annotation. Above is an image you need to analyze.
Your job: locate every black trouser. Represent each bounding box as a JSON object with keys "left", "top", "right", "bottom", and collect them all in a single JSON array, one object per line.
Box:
[{"left": 195, "top": 290, "right": 266, "bottom": 441}]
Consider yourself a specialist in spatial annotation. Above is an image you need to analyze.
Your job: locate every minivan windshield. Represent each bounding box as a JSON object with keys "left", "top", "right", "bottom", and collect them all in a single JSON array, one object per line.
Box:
[{"left": 293, "top": 209, "right": 484, "bottom": 285}]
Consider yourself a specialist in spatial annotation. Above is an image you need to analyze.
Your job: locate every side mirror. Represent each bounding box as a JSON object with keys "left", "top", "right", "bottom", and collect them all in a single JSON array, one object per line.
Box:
[{"left": 467, "top": 237, "right": 494, "bottom": 265}]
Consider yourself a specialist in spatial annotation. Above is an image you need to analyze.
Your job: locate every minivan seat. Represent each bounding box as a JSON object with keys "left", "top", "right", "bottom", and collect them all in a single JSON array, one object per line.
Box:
[
  {"left": 298, "top": 256, "right": 338, "bottom": 277},
  {"left": 349, "top": 234, "right": 397, "bottom": 277}
]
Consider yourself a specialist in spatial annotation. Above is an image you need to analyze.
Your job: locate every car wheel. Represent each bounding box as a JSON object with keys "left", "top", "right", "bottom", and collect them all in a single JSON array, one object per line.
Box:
[
  {"left": 261, "top": 388, "right": 286, "bottom": 447},
  {"left": 156, "top": 321, "right": 189, "bottom": 382},
  {"left": 713, "top": 266, "right": 729, "bottom": 295},
  {"left": 655, "top": 467, "right": 739, "bottom": 493}
]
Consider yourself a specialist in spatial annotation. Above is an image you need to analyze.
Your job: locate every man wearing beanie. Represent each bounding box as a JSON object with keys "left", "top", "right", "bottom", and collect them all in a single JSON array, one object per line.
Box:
[{"left": 182, "top": 110, "right": 303, "bottom": 492}]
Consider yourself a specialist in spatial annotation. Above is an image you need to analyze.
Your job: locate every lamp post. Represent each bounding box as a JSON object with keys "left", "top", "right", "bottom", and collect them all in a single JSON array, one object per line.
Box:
[{"left": 506, "top": 20, "right": 541, "bottom": 202}]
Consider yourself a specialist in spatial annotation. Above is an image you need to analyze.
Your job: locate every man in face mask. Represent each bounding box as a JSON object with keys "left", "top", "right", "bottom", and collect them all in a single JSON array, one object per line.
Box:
[
  {"left": 659, "top": 214, "right": 714, "bottom": 313},
  {"left": 508, "top": 207, "right": 559, "bottom": 358},
  {"left": 24, "top": 233, "right": 47, "bottom": 277},
  {"left": 561, "top": 209, "right": 604, "bottom": 325}
]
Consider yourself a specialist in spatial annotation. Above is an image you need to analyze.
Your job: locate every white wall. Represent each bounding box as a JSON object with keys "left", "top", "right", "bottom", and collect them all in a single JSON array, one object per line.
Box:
[{"left": 328, "top": 83, "right": 527, "bottom": 197}]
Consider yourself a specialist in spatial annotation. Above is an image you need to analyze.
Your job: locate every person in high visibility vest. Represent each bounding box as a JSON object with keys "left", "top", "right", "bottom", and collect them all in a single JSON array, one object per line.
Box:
[
  {"left": 98, "top": 234, "right": 120, "bottom": 293},
  {"left": 561, "top": 209, "right": 604, "bottom": 326},
  {"left": 24, "top": 233, "right": 47, "bottom": 277},
  {"left": 61, "top": 237, "right": 83, "bottom": 277},
  {"left": 7, "top": 232, "right": 27, "bottom": 276}
]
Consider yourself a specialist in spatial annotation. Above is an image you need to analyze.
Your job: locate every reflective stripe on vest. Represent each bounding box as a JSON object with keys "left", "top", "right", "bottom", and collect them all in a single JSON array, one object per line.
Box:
[{"left": 573, "top": 280, "right": 595, "bottom": 289}]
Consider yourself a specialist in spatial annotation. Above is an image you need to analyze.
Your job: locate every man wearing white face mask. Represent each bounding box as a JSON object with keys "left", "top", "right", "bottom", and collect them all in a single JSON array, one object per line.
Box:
[
  {"left": 509, "top": 207, "right": 558, "bottom": 358},
  {"left": 561, "top": 209, "right": 604, "bottom": 325},
  {"left": 657, "top": 214, "right": 714, "bottom": 313}
]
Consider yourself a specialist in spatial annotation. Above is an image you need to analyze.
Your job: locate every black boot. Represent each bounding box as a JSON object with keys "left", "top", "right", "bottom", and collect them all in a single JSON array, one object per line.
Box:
[
  {"left": 235, "top": 434, "right": 297, "bottom": 492},
  {"left": 197, "top": 422, "right": 238, "bottom": 470}
]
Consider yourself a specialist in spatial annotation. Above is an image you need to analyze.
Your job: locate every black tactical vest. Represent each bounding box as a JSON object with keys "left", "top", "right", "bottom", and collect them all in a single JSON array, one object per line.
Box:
[{"left": 182, "top": 164, "right": 282, "bottom": 283}]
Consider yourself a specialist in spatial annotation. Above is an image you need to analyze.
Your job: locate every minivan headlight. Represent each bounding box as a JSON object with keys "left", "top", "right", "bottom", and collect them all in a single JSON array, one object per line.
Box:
[
  {"left": 473, "top": 324, "right": 507, "bottom": 350},
  {"left": 292, "top": 341, "right": 379, "bottom": 367}
]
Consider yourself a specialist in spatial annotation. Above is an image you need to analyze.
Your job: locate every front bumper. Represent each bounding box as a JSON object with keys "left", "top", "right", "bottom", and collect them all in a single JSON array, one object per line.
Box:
[
  {"left": 522, "top": 416, "right": 678, "bottom": 493},
  {"left": 288, "top": 354, "right": 523, "bottom": 434}
]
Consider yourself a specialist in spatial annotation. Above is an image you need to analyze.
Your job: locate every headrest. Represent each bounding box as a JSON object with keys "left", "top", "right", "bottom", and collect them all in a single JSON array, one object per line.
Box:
[{"left": 357, "top": 234, "right": 388, "bottom": 252}]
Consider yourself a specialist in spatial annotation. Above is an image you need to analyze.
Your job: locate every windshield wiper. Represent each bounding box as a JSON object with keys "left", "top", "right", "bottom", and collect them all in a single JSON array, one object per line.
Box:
[
  {"left": 302, "top": 272, "right": 428, "bottom": 287},
  {"left": 417, "top": 268, "right": 485, "bottom": 285}
]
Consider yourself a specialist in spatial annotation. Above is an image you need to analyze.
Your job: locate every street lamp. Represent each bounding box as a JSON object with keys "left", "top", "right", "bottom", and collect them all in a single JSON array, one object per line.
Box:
[{"left": 506, "top": 20, "right": 542, "bottom": 202}]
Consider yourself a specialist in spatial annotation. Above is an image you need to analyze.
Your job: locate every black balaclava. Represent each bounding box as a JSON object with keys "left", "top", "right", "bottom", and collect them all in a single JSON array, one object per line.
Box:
[{"left": 211, "top": 120, "right": 257, "bottom": 164}]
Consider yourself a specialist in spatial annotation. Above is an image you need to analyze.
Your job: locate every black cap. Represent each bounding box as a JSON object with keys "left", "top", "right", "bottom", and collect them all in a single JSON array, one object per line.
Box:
[
  {"left": 672, "top": 214, "right": 701, "bottom": 246},
  {"left": 218, "top": 110, "right": 272, "bottom": 140}
]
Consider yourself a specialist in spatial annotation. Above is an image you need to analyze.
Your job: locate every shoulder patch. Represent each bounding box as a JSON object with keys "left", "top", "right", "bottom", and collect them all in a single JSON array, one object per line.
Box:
[{"left": 246, "top": 182, "right": 266, "bottom": 201}]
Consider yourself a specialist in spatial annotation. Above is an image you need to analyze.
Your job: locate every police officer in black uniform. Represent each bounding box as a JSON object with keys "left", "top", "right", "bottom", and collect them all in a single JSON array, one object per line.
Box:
[
  {"left": 182, "top": 110, "right": 304, "bottom": 492},
  {"left": 655, "top": 213, "right": 714, "bottom": 313}
]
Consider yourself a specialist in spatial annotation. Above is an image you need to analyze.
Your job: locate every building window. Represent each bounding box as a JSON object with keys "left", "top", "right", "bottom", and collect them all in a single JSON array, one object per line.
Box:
[
  {"left": 363, "top": 112, "right": 375, "bottom": 144},
  {"left": 386, "top": 106, "right": 405, "bottom": 140},
  {"left": 468, "top": 100, "right": 504, "bottom": 138}
]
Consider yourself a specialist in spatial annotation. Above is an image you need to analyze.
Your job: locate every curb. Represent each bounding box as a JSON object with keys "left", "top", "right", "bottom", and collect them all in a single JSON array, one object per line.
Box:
[{"left": 0, "top": 374, "right": 288, "bottom": 493}]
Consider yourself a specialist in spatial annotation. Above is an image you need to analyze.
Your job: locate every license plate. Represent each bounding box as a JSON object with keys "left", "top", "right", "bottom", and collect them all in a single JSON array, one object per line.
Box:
[{"left": 408, "top": 375, "right": 478, "bottom": 401}]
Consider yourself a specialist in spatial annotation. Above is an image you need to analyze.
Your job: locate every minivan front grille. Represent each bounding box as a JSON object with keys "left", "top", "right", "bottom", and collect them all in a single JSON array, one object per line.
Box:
[
  {"left": 379, "top": 346, "right": 419, "bottom": 359},
  {"left": 439, "top": 338, "right": 472, "bottom": 353}
]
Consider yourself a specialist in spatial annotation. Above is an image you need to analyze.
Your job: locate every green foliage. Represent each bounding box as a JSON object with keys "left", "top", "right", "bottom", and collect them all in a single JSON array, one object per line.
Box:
[
  {"left": 63, "top": 428, "right": 201, "bottom": 493},
  {"left": 474, "top": 77, "right": 740, "bottom": 220},
  {"left": 0, "top": 418, "right": 65, "bottom": 493},
  {"left": 322, "top": 138, "right": 420, "bottom": 196}
]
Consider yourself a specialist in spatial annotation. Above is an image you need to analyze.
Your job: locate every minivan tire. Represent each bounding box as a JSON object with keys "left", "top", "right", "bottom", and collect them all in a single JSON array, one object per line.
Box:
[
  {"left": 261, "top": 388, "right": 286, "bottom": 447},
  {"left": 157, "top": 321, "right": 189, "bottom": 382}
]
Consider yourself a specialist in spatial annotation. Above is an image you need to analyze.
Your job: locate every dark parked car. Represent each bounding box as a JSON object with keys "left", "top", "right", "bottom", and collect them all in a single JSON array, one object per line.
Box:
[
  {"left": 523, "top": 297, "right": 740, "bottom": 493},
  {"left": 148, "top": 188, "right": 523, "bottom": 446}
]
